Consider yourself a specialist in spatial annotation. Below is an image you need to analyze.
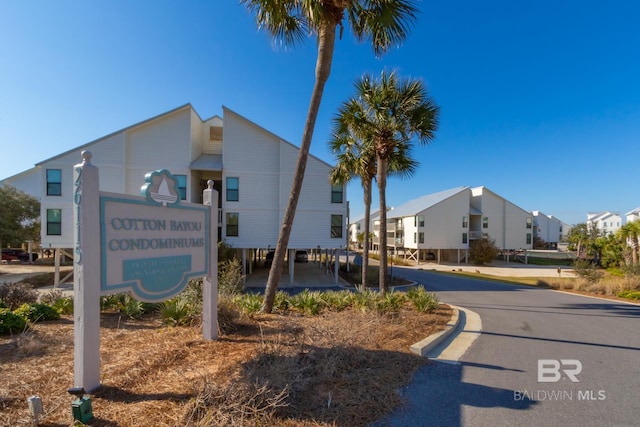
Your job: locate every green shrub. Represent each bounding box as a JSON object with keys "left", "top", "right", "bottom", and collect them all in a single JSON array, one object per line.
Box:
[
  {"left": 406, "top": 286, "right": 440, "bottom": 313},
  {"left": 234, "top": 293, "right": 263, "bottom": 316},
  {"left": 290, "top": 289, "right": 324, "bottom": 315},
  {"left": 375, "top": 291, "right": 406, "bottom": 314},
  {"left": 0, "top": 282, "right": 38, "bottom": 310},
  {"left": 121, "top": 295, "right": 145, "bottom": 319},
  {"left": 52, "top": 297, "right": 74, "bottom": 315},
  {"left": 469, "top": 238, "right": 500, "bottom": 265},
  {"left": 100, "top": 293, "right": 126, "bottom": 311},
  {"left": 272, "top": 291, "right": 291, "bottom": 311},
  {"left": 0, "top": 308, "right": 28, "bottom": 335},
  {"left": 13, "top": 303, "right": 60, "bottom": 322},
  {"left": 351, "top": 289, "right": 378, "bottom": 313},
  {"left": 160, "top": 298, "right": 195, "bottom": 326},
  {"left": 574, "top": 260, "right": 604, "bottom": 284},
  {"left": 321, "top": 291, "right": 353, "bottom": 312},
  {"left": 0, "top": 299, "right": 7, "bottom": 309},
  {"left": 618, "top": 290, "right": 640, "bottom": 300}
]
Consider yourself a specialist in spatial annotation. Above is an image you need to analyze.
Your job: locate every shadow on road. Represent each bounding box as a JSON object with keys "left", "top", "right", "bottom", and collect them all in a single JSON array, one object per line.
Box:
[{"left": 373, "top": 361, "right": 538, "bottom": 427}]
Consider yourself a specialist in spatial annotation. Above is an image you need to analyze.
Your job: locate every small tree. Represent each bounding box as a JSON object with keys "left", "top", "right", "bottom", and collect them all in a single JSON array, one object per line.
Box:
[
  {"left": 0, "top": 185, "right": 40, "bottom": 246},
  {"left": 469, "top": 238, "right": 499, "bottom": 265}
]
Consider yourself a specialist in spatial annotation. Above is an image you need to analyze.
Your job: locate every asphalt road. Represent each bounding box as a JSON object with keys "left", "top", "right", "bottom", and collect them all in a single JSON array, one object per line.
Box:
[{"left": 376, "top": 267, "right": 640, "bottom": 427}]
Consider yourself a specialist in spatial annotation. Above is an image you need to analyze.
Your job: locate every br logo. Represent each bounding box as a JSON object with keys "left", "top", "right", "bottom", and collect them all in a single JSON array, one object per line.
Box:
[{"left": 538, "top": 359, "right": 582, "bottom": 383}]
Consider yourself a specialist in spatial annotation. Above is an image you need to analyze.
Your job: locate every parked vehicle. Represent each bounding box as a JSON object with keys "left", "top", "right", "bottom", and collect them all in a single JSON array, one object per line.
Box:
[
  {"left": 1, "top": 249, "right": 38, "bottom": 262},
  {"left": 1, "top": 249, "right": 19, "bottom": 262},
  {"left": 295, "top": 250, "right": 309, "bottom": 263}
]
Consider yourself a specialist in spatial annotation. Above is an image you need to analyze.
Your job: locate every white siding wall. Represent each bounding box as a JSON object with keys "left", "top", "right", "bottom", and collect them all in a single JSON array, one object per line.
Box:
[
  {"left": 221, "top": 108, "right": 346, "bottom": 249},
  {"left": 421, "top": 189, "right": 471, "bottom": 249},
  {"left": 504, "top": 201, "right": 531, "bottom": 249},
  {"left": 1, "top": 168, "right": 42, "bottom": 198},
  {"left": 534, "top": 213, "right": 562, "bottom": 244},
  {"left": 125, "top": 109, "right": 192, "bottom": 171},
  {"left": 222, "top": 110, "right": 281, "bottom": 247}
]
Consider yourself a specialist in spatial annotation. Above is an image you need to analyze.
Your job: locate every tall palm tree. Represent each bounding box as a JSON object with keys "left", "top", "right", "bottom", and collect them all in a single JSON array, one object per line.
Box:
[
  {"left": 329, "top": 102, "right": 417, "bottom": 289},
  {"left": 618, "top": 220, "right": 640, "bottom": 265},
  {"left": 342, "top": 70, "right": 438, "bottom": 294},
  {"left": 242, "top": 0, "right": 420, "bottom": 312}
]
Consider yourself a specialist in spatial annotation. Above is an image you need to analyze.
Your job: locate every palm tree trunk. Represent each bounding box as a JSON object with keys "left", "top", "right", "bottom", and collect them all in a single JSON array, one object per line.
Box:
[
  {"left": 377, "top": 156, "right": 389, "bottom": 295},
  {"left": 262, "top": 23, "right": 336, "bottom": 313},
  {"left": 361, "top": 179, "right": 372, "bottom": 288}
]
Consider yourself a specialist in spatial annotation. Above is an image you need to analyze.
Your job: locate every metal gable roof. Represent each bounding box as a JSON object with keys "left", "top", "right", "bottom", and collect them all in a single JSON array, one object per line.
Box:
[
  {"left": 190, "top": 154, "right": 223, "bottom": 171},
  {"left": 388, "top": 186, "right": 469, "bottom": 218}
]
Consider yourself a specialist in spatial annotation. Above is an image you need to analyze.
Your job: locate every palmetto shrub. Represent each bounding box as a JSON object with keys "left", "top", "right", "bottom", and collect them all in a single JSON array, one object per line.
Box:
[
  {"left": 320, "top": 291, "right": 353, "bottom": 312},
  {"left": 272, "top": 291, "right": 291, "bottom": 312},
  {"left": 375, "top": 291, "right": 406, "bottom": 314},
  {"left": 234, "top": 293, "right": 263, "bottom": 316},
  {"left": 160, "top": 298, "right": 195, "bottom": 326},
  {"left": 406, "top": 285, "right": 439, "bottom": 313},
  {"left": 290, "top": 289, "right": 324, "bottom": 315}
]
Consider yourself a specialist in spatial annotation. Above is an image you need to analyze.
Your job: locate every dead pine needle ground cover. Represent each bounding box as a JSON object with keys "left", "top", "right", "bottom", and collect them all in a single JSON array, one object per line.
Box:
[{"left": 0, "top": 304, "right": 451, "bottom": 426}]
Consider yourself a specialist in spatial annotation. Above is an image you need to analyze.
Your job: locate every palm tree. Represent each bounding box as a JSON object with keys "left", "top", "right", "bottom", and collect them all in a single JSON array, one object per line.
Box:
[
  {"left": 618, "top": 220, "right": 640, "bottom": 265},
  {"left": 329, "top": 102, "right": 417, "bottom": 290},
  {"left": 242, "top": 0, "right": 420, "bottom": 312},
  {"left": 340, "top": 70, "right": 438, "bottom": 294}
]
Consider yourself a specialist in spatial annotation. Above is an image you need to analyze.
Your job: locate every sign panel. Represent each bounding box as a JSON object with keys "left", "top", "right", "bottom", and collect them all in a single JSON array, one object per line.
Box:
[{"left": 99, "top": 170, "right": 210, "bottom": 301}]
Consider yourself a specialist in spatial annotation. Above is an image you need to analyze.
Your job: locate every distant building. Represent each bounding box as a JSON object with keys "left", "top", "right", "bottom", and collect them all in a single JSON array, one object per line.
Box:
[
  {"left": 348, "top": 210, "right": 380, "bottom": 248},
  {"left": 587, "top": 211, "right": 622, "bottom": 235},
  {"left": 370, "top": 186, "right": 534, "bottom": 263},
  {"left": 532, "top": 211, "right": 566, "bottom": 248},
  {"left": 626, "top": 207, "right": 640, "bottom": 224}
]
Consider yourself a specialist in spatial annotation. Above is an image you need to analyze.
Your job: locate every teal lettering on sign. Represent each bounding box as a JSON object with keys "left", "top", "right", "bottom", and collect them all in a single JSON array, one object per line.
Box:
[{"left": 122, "top": 255, "right": 192, "bottom": 300}]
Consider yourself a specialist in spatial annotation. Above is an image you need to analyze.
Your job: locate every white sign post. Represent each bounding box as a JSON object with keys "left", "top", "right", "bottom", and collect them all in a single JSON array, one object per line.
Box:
[
  {"left": 73, "top": 151, "right": 218, "bottom": 391},
  {"left": 73, "top": 152, "right": 101, "bottom": 391}
]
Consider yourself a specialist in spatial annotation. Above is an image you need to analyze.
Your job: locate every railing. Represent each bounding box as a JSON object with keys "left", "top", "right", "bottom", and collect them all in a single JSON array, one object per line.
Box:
[{"left": 469, "top": 230, "right": 483, "bottom": 239}]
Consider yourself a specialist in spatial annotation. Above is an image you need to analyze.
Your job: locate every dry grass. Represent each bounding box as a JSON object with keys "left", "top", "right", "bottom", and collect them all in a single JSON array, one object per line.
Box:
[{"left": 0, "top": 305, "right": 451, "bottom": 426}]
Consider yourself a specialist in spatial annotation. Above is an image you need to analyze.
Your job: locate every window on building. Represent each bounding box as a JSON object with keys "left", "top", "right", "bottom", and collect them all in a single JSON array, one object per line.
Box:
[
  {"left": 462, "top": 216, "right": 468, "bottom": 228},
  {"left": 462, "top": 232, "right": 468, "bottom": 244},
  {"left": 526, "top": 217, "right": 532, "bottom": 229},
  {"left": 175, "top": 175, "right": 187, "bottom": 200},
  {"left": 331, "top": 184, "right": 343, "bottom": 203},
  {"left": 46, "top": 169, "right": 62, "bottom": 196},
  {"left": 226, "top": 212, "right": 239, "bottom": 236},
  {"left": 419, "top": 232, "right": 424, "bottom": 244},
  {"left": 413, "top": 233, "right": 417, "bottom": 243},
  {"left": 226, "top": 177, "right": 239, "bottom": 201},
  {"left": 47, "top": 209, "right": 62, "bottom": 235},
  {"left": 482, "top": 217, "right": 489, "bottom": 228},
  {"left": 526, "top": 233, "right": 532, "bottom": 244},
  {"left": 331, "top": 215, "right": 343, "bottom": 238},
  {"left": 418, "top": 215, "right": 425, "bottom": 227},
  {"left": 357, "top": 223, "right": 361, "bottom": 230}
]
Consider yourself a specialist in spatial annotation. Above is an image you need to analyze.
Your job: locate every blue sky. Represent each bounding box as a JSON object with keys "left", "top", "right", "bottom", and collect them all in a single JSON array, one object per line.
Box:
[{"left": 1, "top": 1, "right": 639, "bottom": 226}]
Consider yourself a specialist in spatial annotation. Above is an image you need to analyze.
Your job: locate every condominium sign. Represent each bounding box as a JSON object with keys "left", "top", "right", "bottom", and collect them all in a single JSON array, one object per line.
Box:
[
  {"left": 100, "top": 169, "right": 210, "bottom": 301},
  {"left": 73, "top": 152, "right": 218, "bottom": 392}
]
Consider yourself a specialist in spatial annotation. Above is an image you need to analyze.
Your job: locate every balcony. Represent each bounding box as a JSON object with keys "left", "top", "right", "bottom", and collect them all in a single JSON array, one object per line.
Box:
[{"left": 469, "top": 230, "right": 483, "bottom": 240}]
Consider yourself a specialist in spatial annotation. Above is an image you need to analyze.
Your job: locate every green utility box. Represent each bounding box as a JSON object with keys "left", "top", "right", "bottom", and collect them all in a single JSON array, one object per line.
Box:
[{"left": 71, "top": 396, "right": 94, "bottom": 423}]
